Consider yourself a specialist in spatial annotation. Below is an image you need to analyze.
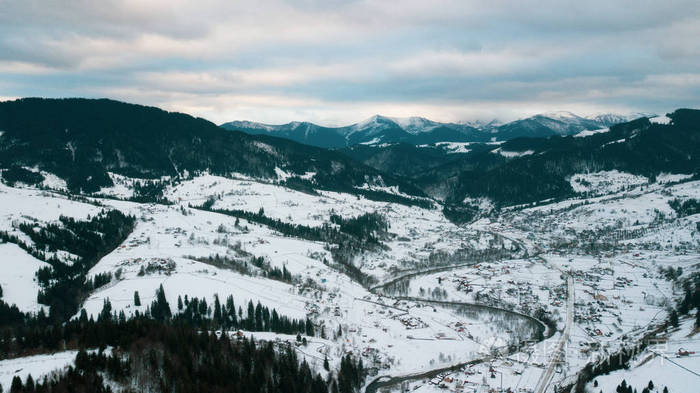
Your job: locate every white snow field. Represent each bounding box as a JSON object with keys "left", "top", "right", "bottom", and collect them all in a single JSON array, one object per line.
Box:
[{"left": 0, "top": 243, "right": 49, "bottom": 313}]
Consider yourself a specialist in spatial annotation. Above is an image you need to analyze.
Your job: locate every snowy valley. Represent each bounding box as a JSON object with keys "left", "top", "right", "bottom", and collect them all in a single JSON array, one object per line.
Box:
[{"left": 1, "top": 165, "right": 698, "bottom": 393}]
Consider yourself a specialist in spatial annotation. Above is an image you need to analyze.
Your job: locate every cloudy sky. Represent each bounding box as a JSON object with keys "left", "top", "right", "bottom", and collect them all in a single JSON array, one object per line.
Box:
[{"left": 1, "top": 0, "right": 699, "bottom": 125}]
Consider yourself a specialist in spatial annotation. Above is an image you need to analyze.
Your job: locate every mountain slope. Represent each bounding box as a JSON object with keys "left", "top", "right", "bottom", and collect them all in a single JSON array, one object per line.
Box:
[
  {"left": 0, "top": 98, "right": 426, "bottom": 200},
  {"left": 428, "top": 110, "right": 700, "bottom": 207}
]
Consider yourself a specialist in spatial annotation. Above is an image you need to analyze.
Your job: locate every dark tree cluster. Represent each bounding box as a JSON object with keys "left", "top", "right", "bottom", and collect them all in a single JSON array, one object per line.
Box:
[
  {"left": 668, "top": 198, "right": 700, "bottom": 218},
  {"left": 0, "top": 166, "right": 44, "bottom": 187},
  {"left": 674, "top": 272, "right": 700, "bottom": 328},
  {"left": 174, "top": 293, "right": 313, "bottom": 336},
  {"left": 329, "top": 212, "right": 389, "bottom": 244},
  {"left": 192, "top": 254, "right": 295, "bottom": 284},
  {"left": 1, "top": 310, "right": 364, "bottom": 393},
  {"left": 612, "top": 379, "right": 667, "bottom": 393},
  {"left": 196, "top": 202, "right": 348, "bottom": 245}
]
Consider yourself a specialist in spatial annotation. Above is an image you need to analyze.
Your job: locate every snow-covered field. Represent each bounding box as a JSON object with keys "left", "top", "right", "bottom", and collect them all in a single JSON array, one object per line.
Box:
[
  {"left": 0, "top": 351, "right": 79, "bottom": 389},
  {"left": 0, "top": 243, "right": 49, "bottom": 313}
]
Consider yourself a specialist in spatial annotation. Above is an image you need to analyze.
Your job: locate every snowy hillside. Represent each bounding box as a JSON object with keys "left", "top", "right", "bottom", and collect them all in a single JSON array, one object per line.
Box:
[{"left": 1, "top": 164, "right": 698, "bottom": 391}]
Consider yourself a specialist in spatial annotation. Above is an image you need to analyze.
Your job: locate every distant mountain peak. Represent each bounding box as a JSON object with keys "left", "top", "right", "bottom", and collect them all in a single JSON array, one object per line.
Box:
[
  {"left": 539, "top": 111, "right": 582, "bottom": 120},
  {"left": 354, "top": 114, "right": 397, "bottom": 128}
]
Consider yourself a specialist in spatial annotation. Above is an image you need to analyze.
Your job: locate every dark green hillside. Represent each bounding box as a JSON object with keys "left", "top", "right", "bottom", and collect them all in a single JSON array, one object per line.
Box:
[
  {"left": 442, "top": 111, "right": 700, "bottom": 206},
  {"left": 0, "top": 98, "right": 426, "bottom": 200}
]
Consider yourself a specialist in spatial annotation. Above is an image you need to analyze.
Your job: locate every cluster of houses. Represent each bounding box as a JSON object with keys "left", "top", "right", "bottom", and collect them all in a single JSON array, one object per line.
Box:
[{"left": 395, "top": 314, "right": 428, "bottom": 330}]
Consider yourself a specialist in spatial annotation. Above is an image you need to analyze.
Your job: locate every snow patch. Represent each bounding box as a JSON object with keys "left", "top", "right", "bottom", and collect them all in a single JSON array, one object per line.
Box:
[
  {"left": 574, "top": 127, "right": 609, "bottom": 138},
  {"left": 493, "top": 148, "right": 535, "bottom": 158},
  {"left": 251, "top": 141, "right": 278, "bottom": 157},
  {"left": 274, "top": 167, "right": 292, "bottom": 181},
  {"left": 601, "top": 138, "right": 626, "bottom": 147},
  {"left": 0, "top": 243, "right": 50, "bottom": 313},
  {"left": 40, "top": 172, "right": 67, "bottom": 191},
  {"left": 360, "top": 137, "right": 381, "bottom": 145},
  {"left": 299, "top": 171, "right": 316, "bottom": 180},
  {"left": 569, "top": 170, "right": 648, "bottom": 195},
  {"left": 435, "top": 142, "right": 472, "bottom": 154},
  {"left": 461, "top": 196, "right": 494, "bottom": 212},
  {"left": 649, "top": 115, "right": 671, "bottom": 125},
  {"left": 656, "top": 173, "right": 693, "bottom": 184}
]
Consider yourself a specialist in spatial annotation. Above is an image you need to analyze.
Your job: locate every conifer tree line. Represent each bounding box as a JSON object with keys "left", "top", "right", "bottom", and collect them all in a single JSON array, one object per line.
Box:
[
  {"left": 132, "top": 284, "right": 315, "bottom": 335},
  {"left": 195, "top": 199, "right": 388, "bottom": 250},
  {"left": 609, "top": 379, "right": 668, "bottom": 393},
  {"left": 0, "top": 284, "right": 314, "bottom": 360},
  {"left": 0, "top": 283, "right": 362, "bottom": 393},
  {"left": 1, "top": 317, "right": 364, "bottom": 393},
  {"left": 192, "top": 253, "right": 296, "bottom": 284}
]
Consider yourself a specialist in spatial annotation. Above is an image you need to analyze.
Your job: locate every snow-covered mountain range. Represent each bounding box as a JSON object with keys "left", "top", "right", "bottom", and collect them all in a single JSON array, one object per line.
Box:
[{"left": 221, "top": 112, "right": 651, "bottom": 148}]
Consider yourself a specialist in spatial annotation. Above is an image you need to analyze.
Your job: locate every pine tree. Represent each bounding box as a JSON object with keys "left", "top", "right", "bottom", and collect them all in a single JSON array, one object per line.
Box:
[
  {"left": 99, "top": 298, "right": 112, "bottom": 321},
  {"left": 214, "top": 295, "right": 222, "bottom": 326},
  {"left": 134, "top": 291, "right": 141, "bottom": 306},
  {"left": 151, "top": 284, "right": 171, "bottom": 321},
  {"left": 10, "top": 376, "right": 21, "bottom": 393},
  {"left": 306, "top": 318, "right": 315, "bottom": 336},
  {"left": 247, "top": 301, "right": 255, "bottom": 330},
  {"left": 271, "top": 309, "right": 279, "bottom": 332},
  {"left": 324, "top": 356, "right": 330, "bottom": 371},
  {"left": 79, "top": 308, "right": 88, "bottom": 323},
  {"left": 670, "top": 310, "right": 679, "bottom": 327},
  {"left": 255, "top": 302, "right": 263, "bottom": 331},
  {"left": 24, "top": 375, "right": 34, "bottom": 392},
  {"left": 227, "top": 295, "right": 237, "bottom": 328},
  {"left": 177, "top": 295, "right": 183, "bottom": 311}
]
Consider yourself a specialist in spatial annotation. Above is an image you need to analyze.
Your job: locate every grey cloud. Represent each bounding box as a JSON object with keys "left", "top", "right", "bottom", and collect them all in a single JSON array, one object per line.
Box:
[{"left": 0, "top": 0, "right": 699, "bottom": 124}]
